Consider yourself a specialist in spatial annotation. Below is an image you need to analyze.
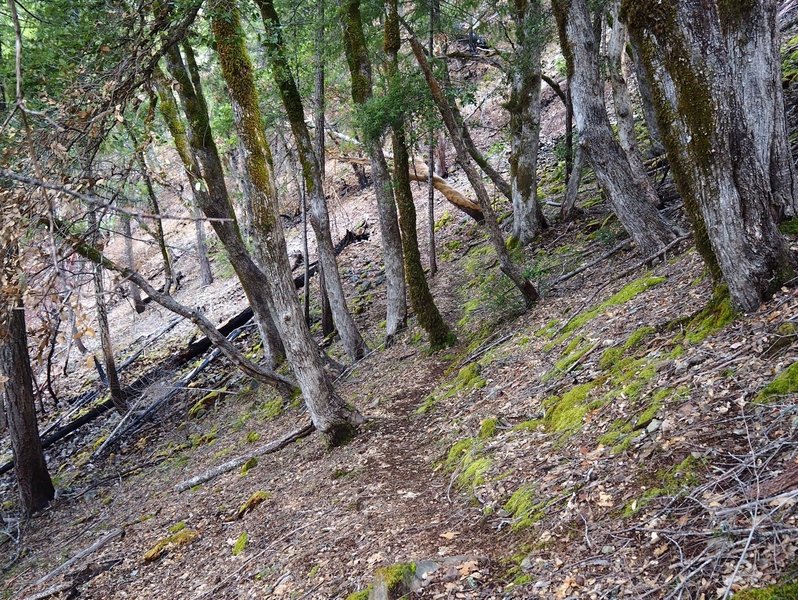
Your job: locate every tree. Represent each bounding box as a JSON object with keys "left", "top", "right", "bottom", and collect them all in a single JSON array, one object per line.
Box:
[
  {"left": 507, "top": 0, "right": 548, "bottom": 245},
  {"left": 211, "top": 0, "right": 362, "bottom": 445},
  {"left": 622, "top": 0, "right": 797, "bottom": 310},
  {"left": 552, "top": 0, "right": 678, "bottom": 256},
  {"left": 254, "top": 0, "right": 368, "bottom": 361},
  {"left": 161, "top": 41, "right": 286, "bottom": 367},
  {"left": 0, "top": 243, "right": 54, "bottom": 516},
  {"left": 340, "top": 0, "right": 407, "bottom": 343},
  {"left": 384, "top": 0, "right": 453, "bottom": 350},
  {"left": 406, "top": 29, "right": 540, "bottom": 307}
]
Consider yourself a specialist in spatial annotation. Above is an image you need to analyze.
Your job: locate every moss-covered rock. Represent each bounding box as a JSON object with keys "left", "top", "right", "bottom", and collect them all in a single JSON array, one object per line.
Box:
[
  {"left": 143, "top": 528, "right": 200, "bottom": 563},
  {"left": 236, "top": 490, "right": 271, "bottom": 519}
]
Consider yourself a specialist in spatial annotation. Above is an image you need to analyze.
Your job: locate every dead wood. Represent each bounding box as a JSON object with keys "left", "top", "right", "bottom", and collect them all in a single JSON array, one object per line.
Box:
[{"left": 175, "top": 422, "right": 315, "bottom": 492}]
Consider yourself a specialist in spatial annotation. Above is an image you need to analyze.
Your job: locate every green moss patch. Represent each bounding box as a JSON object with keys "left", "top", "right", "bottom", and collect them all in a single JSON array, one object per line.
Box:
[
  {"left": 541, "top": 381, "right": 603, "bottom": 437},
  {"left": 232, "top": 531, "right": 248, "bottom": 556},
  {"left": 684, "top": 288, "right": 736, "bottom": 344},
  {"left": 236, "top": 490, "right": 271, "bottom": 519},
  {"left": 733, "top": 583, "right": 798, "bottom": 600},
  {"left": 624, "top": 456, "right": 704, "bottom": 517},
  {"left": 143, "top": 528, "right": 200, "bottom": 563},
  {"left": 758, "top": 361, "right": 798, "bottom": 402},
  {"left": 504, "top": 485, "right": 546, "bottom": 530}
]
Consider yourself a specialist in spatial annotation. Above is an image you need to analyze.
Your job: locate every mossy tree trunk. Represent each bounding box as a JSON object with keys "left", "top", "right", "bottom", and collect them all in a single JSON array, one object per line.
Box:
[
  {"left": 211, "top": 2, "right": 362, "bottom": 445},
  {"left": 0, "top": 243, "right": 55, "bottom": 516},
  {"left": 622, "top": 0, "right": 797, "bottom": 311},
  {"left": 340, "top": 0, "right": 407, "bottom": 343},
  {"left": 407, "top": 32, "right": 540, "bottom": 307},
  {"left": 384, "top": 0, "right": 453, "bottom": 351},
  {"left": 508, "top": 0, "right": 547, "bottom": 245},
  {"left": 628, "top": 37, "right": 665, "bottom": 157},
  {"left": 162, "top": 44, "right": 285, "bottom": 367},
  {"left": 255, "top": 0, "right": 367, "bottom": 361},
  {"left": 553, "top": 0, "right": 678, "bottom": 256}
]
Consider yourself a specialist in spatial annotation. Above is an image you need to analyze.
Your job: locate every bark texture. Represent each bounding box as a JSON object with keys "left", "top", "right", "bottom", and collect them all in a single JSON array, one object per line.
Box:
[
  {"left": 212, "top": 3, "right": 362, "bottom": 444},
  {"left": 623, "top": 0, "right": 797, "bottom": 310},
  {"left": 340, "top": 0, "right": 407, "bottom": 341},
  {"left": 553, "top": 0, "right": 678, "bottom": 256}
]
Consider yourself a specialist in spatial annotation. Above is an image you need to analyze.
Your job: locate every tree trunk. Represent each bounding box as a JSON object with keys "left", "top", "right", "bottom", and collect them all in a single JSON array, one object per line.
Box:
[
  {"left": 606, "top": 0, "right": 655, "bottom": 205},
  {"left": 622, "top": 0, "right": 797, "bottom": 310},
  {"left": 121, "top": 213, "right": 146, "bottom": 313},
  {"left": 560, "top": 142, "right": 585, "bottom": 221},
  {"left": 162, "top": 46, "right": 285, "bottom": 367},
  {"left": 407, "top": 32, "right": 539, "bottom": 307},
  {"left": 88, "top": 211, "right": 127, "bottom": 414},
  {"left": 385, "top": 0, "right": 453, "bottom": 350},
  {"left": 508, "top": 0, "right": 547, "bottom": 245},
  {"left": 255, "top": 0, "right": 368, "bottom": 361},
  {"left": 1, "top": 293, "right": 55, "bottom": 516},
  {"left": 553, "top": 0, "right": 678, "bottom": 256},
  {"left": 340, "top": 0, "right": 407, "bottom": 342},
  {"left": 628, "top": 37, "right": 665, "bottom": 157},
  {"left": 211, "top": 2, "right": 362, "bottom": 444}
]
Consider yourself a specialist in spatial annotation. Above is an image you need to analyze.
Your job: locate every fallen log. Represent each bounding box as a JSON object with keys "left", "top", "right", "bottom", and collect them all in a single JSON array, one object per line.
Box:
[{"left": 175, "top": 421, "right": 315, "bottom": 492}]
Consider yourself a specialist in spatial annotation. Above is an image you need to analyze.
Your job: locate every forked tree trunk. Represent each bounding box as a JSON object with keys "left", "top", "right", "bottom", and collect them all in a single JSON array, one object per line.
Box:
[
  {"left": 340, "top": 0, "right": 407, "bottom": 342},
  {"left": 162, "top": 45, "right": 286, "bottom": 367},
  {"left": 508, "top": 0, "right": 547, "bottom": 245},
  {"left": 1, "top": 294, "right": 55, "bottom": 516},
  {"left": 211, "top": 3, "right": 362, "bottom": 445},
  {"left": 553, "top": 0, "right": 678, "bottom": 256},
  {"left": 255, "top": 0, "right": 367, "bottom": 361},
  {"left": 622, "top": 0, "right": 797, "bottom": 310},
  {"left": 385, "top": 0, "right": 453, "bottom": 350},
  {"left": 407, "top": 32, "right": 539, "bottom": 307}
]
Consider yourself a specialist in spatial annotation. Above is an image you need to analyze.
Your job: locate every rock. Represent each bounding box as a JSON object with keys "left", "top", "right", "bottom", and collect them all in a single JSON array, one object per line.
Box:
[{"left": 646, "top": 419, "right": 662, "bottom": 434}]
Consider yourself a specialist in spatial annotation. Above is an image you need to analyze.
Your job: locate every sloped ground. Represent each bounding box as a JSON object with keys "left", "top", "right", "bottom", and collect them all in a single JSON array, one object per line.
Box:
[{"left": 4, "top": 40, "right": 798, "bottom": 600}]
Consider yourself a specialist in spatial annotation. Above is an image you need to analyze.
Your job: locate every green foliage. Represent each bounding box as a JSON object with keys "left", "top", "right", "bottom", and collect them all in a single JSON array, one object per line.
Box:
[{"left": 355, "top": 72, "right": 436, "bottom": 142}]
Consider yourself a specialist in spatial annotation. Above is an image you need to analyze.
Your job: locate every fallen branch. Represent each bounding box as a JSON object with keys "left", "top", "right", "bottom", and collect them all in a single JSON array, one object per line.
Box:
[
  {"left": 32, "top": 528, "right": 123, "bottom": 588},
  {"left": 175, "top": 422, "right": 315, "bottom": 492}
]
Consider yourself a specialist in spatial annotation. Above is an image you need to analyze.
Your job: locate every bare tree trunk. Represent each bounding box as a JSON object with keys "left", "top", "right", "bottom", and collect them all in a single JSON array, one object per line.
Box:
[
  {"left": 193, "top": 201, "right": 213, "bottom": 287},
  {"left": 312, "top": 0, "right": 335, "bottom": 337},
  {"left": 427, "top": 4, "right": 438, "bottom": 276},
  {"left": 623, "top": 0, "right": 796, "bottom": 310},
  {"left": 340, "top": 0, "right": 407, "bottom": 342},
  {"left": 385, "top": 0, "right": 453, "bottom": 349},
  {"left": 256, "top": 0, "right": 368, "bottom": 361},
  {"left": 88, "top": 211, "right": 127, "bottom": 414},
  {"left": 407, "top": 31, "right": 539, "bottom": 307},
  {"left": 121, "top": 213, "right": 146, "bottom": 313},
  {"left": 560, "top": 142, "right": 585, "bottom": 220},
  {"left": 212, "top": 2, "right": 362, "bottom": 444},
  {"left": 628, "top": 37, "right": 664, "bottom": 156},
  {"left": 606, "top": 0, "right": 656, "bottom": 205},
  {"left": 553, "top": 0, "right": 678, "bottom": 255},
  {"left": 0, "top": 292, "right": 55, "bottom": 516},
  {"left": 162, "top": 46, "right": 285, "bottom": 367},
  {"left": 508, "top": 0, "right": 547, "bottom": 245}
]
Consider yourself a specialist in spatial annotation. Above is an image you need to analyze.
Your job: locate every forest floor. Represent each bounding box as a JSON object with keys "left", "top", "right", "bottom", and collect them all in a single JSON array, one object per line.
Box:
[{"left": 3, "top": 48, "right": 798, "bottom": 600}]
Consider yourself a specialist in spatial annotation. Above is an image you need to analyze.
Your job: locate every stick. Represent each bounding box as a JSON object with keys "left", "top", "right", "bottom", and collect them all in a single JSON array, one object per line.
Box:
[
  {"left": 175, "top": 422, "right": 315, "bottom": 492},
  {"left": 32, "top": 528, "right": 123, "bottom": 587}
]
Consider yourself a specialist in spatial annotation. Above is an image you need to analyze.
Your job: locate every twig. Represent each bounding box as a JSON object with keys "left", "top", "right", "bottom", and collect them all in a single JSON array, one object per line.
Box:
[{"left": 32, "top": 528, "right": 123, "bottom": 587}]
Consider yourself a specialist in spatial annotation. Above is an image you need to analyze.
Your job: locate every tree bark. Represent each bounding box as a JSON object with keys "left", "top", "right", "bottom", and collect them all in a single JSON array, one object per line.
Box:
[
  {"left": 340, "top": 0, "right": 407, "bottom": 342},
  {"left": 508, "top": 0, "right": 547, "bottom": 245},
  {"left": 1, "top": 297, "right": 55, "bottom": 515},
  {"left": 628, "top": 37, "right": 665, "bottom": 157},
  {"left": 0, "top": 243, "right": 54, "bottom": 516},
  {"left": 211, "top": 3, "right": 362, "bottom": 444},
  {"left": 162, "top": 45, "right": 285, "bottom": 367},
  {"left": 553, "top": 0, "right": 678, "bottom": 256},
  {"left": 385, "top": 0, "right": 453, "bottom": 350},
  {"left": 255, "top": 0, "right": 367, "bottom": 361},
  {"left": 622, "top": 0, "right": 797, "bottom": 310},
  {"left": 406, "top": 30, "right": 539, "bottom": 307}
]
